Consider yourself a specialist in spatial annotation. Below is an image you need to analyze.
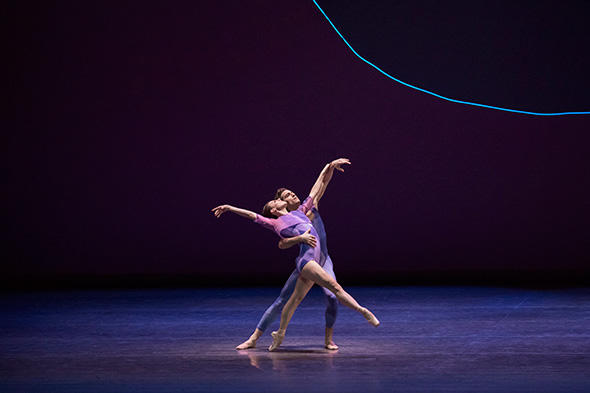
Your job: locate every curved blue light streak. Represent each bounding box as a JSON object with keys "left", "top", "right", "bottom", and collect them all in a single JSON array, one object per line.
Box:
[{"left": 313, "top": 0, "right": 590, "bottom": 116}]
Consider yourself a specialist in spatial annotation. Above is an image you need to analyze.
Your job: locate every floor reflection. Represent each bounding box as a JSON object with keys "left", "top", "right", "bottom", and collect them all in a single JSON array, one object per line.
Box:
[{"left": 238, "top": 347, "right": 338, "bottom": 371}]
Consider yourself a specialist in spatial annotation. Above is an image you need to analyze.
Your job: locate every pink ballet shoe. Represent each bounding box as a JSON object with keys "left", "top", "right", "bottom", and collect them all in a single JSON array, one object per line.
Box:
[
  {"left": 361, "top": 307, "right": 380, "bottom": 327},
  {"left": 268, "top": 331, "right": 285, "bottom": 351}
]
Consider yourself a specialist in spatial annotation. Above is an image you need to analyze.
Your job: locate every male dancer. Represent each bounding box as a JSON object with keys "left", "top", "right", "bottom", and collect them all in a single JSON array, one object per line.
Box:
[{"left": 236, "top": 187, "right": 340, "bottom": 350}]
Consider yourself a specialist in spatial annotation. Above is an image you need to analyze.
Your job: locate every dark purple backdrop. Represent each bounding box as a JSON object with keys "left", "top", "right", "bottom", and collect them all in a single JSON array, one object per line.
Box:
[{"left": 6, "top": 1, "right": 590, "bottom": 286}]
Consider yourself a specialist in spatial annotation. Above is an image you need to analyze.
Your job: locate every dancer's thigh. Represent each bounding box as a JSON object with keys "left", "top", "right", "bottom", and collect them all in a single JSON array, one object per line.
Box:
[{"left": 301, "top": 260, "right": 338, "bottom": 289}]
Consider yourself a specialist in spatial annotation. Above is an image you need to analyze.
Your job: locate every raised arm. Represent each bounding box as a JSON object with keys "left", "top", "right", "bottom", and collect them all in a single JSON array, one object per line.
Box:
[
  {"left": 211, "top": 204, "right": 257, "bottom": 220},
  {"left": 308, "top": 158, "right": 351, "bottom": 206},
  {"left": 308, "top": 163, "right": 331, "bottom": 204},
  {"left": 277, "top": 229, "right": 317, "bottom": 249}
]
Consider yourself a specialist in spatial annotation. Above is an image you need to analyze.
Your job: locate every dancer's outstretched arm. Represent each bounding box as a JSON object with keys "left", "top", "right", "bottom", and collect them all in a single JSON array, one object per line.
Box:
[
  {"left": 278, "top": 229, "right": 317, "bottom": 249},
  {"left": 309, "top": 158, "right": 351, "bottom": 206},
  {"left": 211, "top": 204, "right": 256, "bottom": 220}
]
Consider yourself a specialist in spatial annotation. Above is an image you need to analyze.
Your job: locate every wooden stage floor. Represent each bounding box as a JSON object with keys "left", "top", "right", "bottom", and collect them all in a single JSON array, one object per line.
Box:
[{"left": 1, "top": 286, "right": 589, "bottom": 392}]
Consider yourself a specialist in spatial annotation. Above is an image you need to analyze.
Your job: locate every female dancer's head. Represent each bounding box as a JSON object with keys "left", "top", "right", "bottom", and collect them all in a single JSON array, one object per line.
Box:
[{"left": 261, "top": 198, "right": 288, "bottom": 218}]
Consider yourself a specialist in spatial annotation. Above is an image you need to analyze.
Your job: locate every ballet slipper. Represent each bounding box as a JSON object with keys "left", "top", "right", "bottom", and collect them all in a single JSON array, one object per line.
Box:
[
  {"left": 325, "top": 341, "right": 339, "bottom": 350},
  {"left": 268, "top": 331, "right": 285, "bottom": 351},
  {"left": 235, "top": 339, "right": 256, "bottom": 350},
  {"left": 361, "top": 307, "right": 380, "bottom": 327}
]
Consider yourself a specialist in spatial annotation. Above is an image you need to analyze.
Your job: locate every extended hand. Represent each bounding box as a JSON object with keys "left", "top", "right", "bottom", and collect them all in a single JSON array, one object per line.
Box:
[
  {"left": 330, "top": 158, "right": 351, "bottom": 172},
  {"left": 300, "top": 229, "right": 317, "bottom": 248},
  {"left": 211, "top": 205, "right": 231, "bottom": 218}
]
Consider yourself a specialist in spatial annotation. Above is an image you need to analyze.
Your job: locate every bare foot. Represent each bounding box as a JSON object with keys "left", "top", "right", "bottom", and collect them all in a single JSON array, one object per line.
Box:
[
  {"left": 236, "top": 339, "right": 256, "bottom": 350},
  {"left": 361, "top": 307, "right": 380, "bottom": 327},
  {"left": 325, "top": 341, "right": 339, "bottom": 350},
  {"left": 268, "top": 331, "right": 285, "bottom": 352}
]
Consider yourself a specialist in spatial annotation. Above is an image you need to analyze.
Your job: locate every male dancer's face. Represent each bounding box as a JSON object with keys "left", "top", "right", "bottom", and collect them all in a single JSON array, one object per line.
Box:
[{"left": 279, "top": 189, "right": 300, "bottom": 211}]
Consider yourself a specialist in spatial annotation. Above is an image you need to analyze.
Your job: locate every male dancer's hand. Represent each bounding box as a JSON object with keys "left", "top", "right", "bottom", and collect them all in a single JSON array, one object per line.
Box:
[
  {"left": 330, "top": 158, "right": 351, "bottom": 172},
  {"left": 299, "top": 229, "right": 317, "bottom": 248},
  {"left": 211, "top": 205, "right": 231, "bottom": 218}
]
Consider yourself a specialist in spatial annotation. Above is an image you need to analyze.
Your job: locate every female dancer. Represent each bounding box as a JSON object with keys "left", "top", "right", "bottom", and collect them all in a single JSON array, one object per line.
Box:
[
  {"left": 235, "top": 187, "right": 339, "bottom": 351},
  {"left": 212, "top": 158, "right": 379, "bottom": 351}
]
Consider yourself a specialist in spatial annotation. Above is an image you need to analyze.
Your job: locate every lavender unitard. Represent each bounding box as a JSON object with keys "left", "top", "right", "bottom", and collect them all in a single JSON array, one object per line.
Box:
[
  {"left": 254, "top": 198, "right": 338, "bottom": 331},
  {"left": 255, "top": 196, "right": 321, "bottom": 272}
]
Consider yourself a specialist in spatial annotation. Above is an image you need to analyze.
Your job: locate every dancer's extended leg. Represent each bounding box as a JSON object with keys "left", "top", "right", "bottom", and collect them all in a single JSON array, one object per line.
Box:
[
  {"left": 301, "top": 261, "right": 379, "bottom": 327},
  {"left": 269, "top": 276, "right": 314, "bottom": 351}
]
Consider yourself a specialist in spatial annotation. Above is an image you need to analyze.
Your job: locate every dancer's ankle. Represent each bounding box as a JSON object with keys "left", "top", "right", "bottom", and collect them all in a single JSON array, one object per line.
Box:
[{"left": 251, "top": 328, "right": 263, "bottom": 341}]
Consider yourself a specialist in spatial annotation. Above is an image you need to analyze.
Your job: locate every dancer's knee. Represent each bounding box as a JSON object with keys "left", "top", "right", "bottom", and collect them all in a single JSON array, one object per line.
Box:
[
  {"left": 286, "top": 292, "right": 305, "bottom": 306},
  {"left": 326, "top": 292, "right": 338, "bottom": 306},
  {"left": 294, "top": 293, "right": 306, "bottom": 303}
]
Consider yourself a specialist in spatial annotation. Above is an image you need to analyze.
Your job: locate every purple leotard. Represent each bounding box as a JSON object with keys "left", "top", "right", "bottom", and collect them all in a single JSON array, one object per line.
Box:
[{"left": 254, "top": 196, "right": 322, "bottom": 271}]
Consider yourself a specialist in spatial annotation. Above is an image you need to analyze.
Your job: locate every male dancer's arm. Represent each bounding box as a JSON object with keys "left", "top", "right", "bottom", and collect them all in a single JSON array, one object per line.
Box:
[
  {"left": 308, "top": 163, "right": 332, "bottom": 204},
  {"left": 278, "top": 229, "right": 317, "bottom": 249},
  {"left": 309, "top": 158, "right": 351, "bottom": 206}
]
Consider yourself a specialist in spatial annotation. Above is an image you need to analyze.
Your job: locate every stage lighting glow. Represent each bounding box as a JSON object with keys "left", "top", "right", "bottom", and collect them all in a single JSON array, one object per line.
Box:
[{"left": 313, "top": 1, "right": 590, "bottom": 116}]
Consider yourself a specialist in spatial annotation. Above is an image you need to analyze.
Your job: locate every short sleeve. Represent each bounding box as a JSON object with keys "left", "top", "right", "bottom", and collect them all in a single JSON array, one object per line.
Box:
[
  {"left": 298, "top": 196, "right": 314, "bottom": 214},
  {"left": 254, "top": 214, "right": 276, "bottom": 232}
]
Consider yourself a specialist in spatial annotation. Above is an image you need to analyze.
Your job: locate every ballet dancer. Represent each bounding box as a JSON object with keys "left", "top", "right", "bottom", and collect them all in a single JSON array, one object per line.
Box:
[
  {"left": 235, "top": 187, "right": 339, "bottom": 350},
  {"left": 212, "top": 158, "right": 379, "bottom": 351}
]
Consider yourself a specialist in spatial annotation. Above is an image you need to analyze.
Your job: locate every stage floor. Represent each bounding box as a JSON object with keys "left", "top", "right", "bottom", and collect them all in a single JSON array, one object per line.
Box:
[{"left": 1, "top": 286, "right": 589, "bottom": 392}]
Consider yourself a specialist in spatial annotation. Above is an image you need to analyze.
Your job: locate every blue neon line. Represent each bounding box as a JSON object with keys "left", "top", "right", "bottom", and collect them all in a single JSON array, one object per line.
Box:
[{"left": 312, "top": 0, "right": 590, "bottom": 116}]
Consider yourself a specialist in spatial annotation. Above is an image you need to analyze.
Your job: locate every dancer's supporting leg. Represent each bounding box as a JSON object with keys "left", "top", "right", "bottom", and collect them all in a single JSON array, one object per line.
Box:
[
  {"left": 236, "top": 270, "right": 299, "bottom": 350},
  {"left": 268, "top": 276, "right": 314, "bottom": 351},
  {"left": 269, "top": 260, "right": 379, "bottom": 351},
  {"left": 237, "top": 263, "right": 339, "bottom": 350},
  {"left": 322, "top": 256, "right": 339, "bottom": 350}
]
